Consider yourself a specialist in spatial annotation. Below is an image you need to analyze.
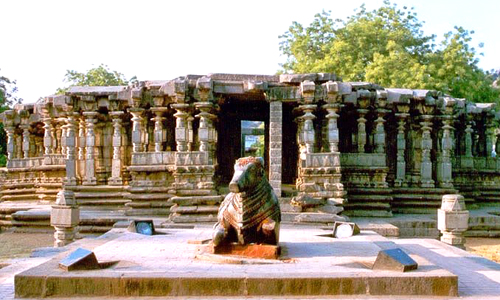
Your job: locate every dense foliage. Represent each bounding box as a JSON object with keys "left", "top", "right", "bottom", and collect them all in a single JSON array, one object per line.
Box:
[
  {"left": 0, "top": 70, "right": 22, "bottom": 166},
  {"left": 279, "top": 1, "right": 499, "bottom": 103},
  {"left": 57, "top": 64, "right": 137, "bottom": 94}
]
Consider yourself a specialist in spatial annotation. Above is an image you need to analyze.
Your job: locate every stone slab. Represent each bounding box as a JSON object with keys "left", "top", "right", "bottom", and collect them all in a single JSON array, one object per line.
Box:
[
  {"left": 15, "top": 228, "right": 457, "bottom": 298},
  {"left": 372, "top": 248, "right": 418, "bottom": 272},
  {"left": 58, "top": 248, "right": 100, "bottom": 271}
]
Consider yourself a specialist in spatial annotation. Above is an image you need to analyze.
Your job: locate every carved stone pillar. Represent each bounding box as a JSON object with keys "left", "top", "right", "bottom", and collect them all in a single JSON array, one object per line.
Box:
[
  {"left": 195, "top": 102, "right": 216, "bottom": 153},
  {"left": 420, "top": 115, "right": 434, "bottom": 187},
  {"left": 357, "top": 109, "right": 368, "bottom": 153},
  {"left": 486, "top": 122, "right": 495, "bottom": 157},
  {"left": 269, "top": 101, "right": 283, "bottom": 196},
  {"left": 83, "top": 112, "right": 98, "bottom": 185},
  {"left": 437, "top": 116, "right": 453, "bottom": 188},
  {"left": 65, "top": 113, "right": 77, "bottom": 186},
  {"left": 465, "top": 123, "right": 474, "bottom": 158},
  {"left": 151, "top": 108, "right": 167, "bottom": 153},
  {"left": 172, "top": 104, "right": 190, "bottom": 152},
  {"left": 20, "top": 125, "right": 30, "bottom": 159},
  {"left": 5, "top": 126, "right": 15, "bottom": 159},
  {"left": 130, "top": 108, "right": 145, "bottom": 153},
  {"left": 108, "top": 111, "right": 124, "bottom": 185},
  {"left": 15, "top": 135, "right": 22, "bottom": 159},
  {"left": 323, "top": 104, "right": 339, "bottom": 152},
  {"left": 300, "top": 104, "right": 316, "bottom": 153},
  {"left": 374, "top": 109, "right": 387, "bottom": 153},
  {"left": 187, "top": 115, "right": 194, "bottom": 151},
  {"left": 77, "top": 117, "right": 86, "bottom": 182},
  {"left": 496, "top": 131, "right": 500, "bottom": 171},
  {"left": 60, "top": 119, "right": 67, "bottom": 156},
  {"left": 43, "top": 118, "right": 54, "bottom": 155},
  {"left": 55, "top": 121, "right": 63, "bottom": 154},
  {"left": 395, "top": 113, "right": 409, "bottom": 187}
]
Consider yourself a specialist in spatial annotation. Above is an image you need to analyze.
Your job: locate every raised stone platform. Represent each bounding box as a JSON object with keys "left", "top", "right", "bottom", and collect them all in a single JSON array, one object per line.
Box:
[{"left": 15, "top": 227, "right": 458, "bottom": 298}]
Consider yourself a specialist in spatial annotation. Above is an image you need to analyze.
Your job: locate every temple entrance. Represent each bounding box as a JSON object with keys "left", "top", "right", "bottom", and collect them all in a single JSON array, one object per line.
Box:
[
  {"left": 217, "top": 97, "right": 270, "bottom": 184},
  {"left": 216, "top": 98, "right": 298, "bottom": 187}
]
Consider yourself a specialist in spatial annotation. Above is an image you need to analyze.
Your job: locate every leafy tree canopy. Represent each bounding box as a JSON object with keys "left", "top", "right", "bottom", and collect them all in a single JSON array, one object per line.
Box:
[
  {"left": 0, "top": 70, "right": 22, "bottom": 108},
  {"left": 57, "top": 64, "right": 137, "bottom": 94},
  {"left": 279, "top": 1, "right": 499, "bottom": 103},
  {"left": 0, "top": 70, "right": 22, "bottom": 166}
]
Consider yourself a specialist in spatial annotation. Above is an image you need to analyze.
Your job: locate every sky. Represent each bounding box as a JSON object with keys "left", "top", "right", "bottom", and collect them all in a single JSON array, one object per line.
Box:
[{"left": 1, "top": 0, "right": 499, "bottom": 103}]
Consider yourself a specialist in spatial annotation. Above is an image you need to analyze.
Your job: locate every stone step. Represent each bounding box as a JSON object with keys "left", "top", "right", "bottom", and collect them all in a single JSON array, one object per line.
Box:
[
  {"left": 127, "top": 193, "right": 174, "bottom": 200},
  {"left": 170, "top": 205, "right": 219, "bottom": 215},
  {"left": 73, "top": 185, "right": 125, "bottom": 192},
  {"left": 11, "top": 209, "right": 50, "bottom": 221},
  {"left": 346, "top": 188, "right": 393, "bottom": 195},
  {"left": 392, "top": 200, "right": 441, "bottom": 208},
  {"left": 171, "top": 195, "right": 224, "bottom": 206},
  {"left": 344, "top": 210, "right": 393, "bottom": 217},
  {"left": 75, "top": 192, "right": 125, "bottom": 198},
  {"left": 392, "top": 188, "right": 457, "bottom": 195},
  {"left": 170, "top": 213, "right": 217, "bottom": 223},
  {"left": 1, "top": 194, "right": 40, "bottom": 201},
  {"left": 125, "top": 201, "right": 174, "bottom": 209},
  {"left": 347, "top": 195, "right": 392, "bottom": 201},
  {"left": 124, "top": 208, "right": 171, "bottom": 216},
  {"left": 127, "top": 186, "right": 173, "bottom": 193},
  {"left": 77, "top": 199, "right": 131, "bottom": 206},
  {"left": 393, "top": 194, "right": 445, "bottom": 201},
  {"left": 344, "top": 202, "right": 391, "bottom": 209},
  {"left": 392, "top": 207, "right": 438, "bottom": 214},
  {"left": 176, "top": 189, "right": 216, "bottom": 196},
  {"left": 0, "top": 188, "right": 37, "bottom": 195}
]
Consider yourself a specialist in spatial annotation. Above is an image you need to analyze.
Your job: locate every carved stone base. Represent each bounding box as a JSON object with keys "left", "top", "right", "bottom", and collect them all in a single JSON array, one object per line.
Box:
[
  {"left": 204, "top": 243, "right": 281, "bottom": 260},
  {"left": 53, "top": 226, "right": 77, "bottom": 247}
]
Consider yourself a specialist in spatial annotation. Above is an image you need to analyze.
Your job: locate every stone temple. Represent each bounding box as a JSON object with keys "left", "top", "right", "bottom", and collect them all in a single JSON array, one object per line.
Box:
[{"left": 1, "top": 73, "right": 499, "bottom": 226}]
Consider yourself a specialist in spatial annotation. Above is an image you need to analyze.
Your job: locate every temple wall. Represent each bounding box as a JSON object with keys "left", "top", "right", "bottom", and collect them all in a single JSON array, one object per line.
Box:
[{"left": 1, "top": 73, "right": 500, "bottom": 221}]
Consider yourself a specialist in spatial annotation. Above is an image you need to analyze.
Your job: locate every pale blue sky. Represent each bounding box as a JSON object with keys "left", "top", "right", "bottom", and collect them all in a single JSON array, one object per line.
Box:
[{"left": 1, "top": 0, "right": 499, "bottom": 102}]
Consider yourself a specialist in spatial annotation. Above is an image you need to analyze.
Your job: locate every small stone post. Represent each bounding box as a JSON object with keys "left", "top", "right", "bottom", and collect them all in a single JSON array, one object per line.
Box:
[
  {"left": 51, "top": 189, "right": 80, "bottom": 247},
  {"left": 438, "top": 194, "right": 469, "bottom": 249}
]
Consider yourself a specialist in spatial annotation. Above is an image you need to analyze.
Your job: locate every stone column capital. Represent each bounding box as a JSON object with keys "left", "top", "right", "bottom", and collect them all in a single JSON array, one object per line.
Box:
[{"left": 109, "top": 111, "right": 125, "bottom": 119}]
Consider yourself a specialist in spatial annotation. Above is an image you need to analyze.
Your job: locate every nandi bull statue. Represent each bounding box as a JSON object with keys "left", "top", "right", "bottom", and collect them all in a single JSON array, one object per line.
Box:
[{"left": 213, "top": 157, "right": 281, "bottom": 246}]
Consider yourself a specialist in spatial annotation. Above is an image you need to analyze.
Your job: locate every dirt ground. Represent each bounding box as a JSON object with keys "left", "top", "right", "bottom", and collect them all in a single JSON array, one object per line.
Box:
[
  {"left": 465, "top": 237, "right": 500, "bottom": 263},
  {"left": 0, "top": 230, "right": 499, "bottom": 263},
  {"left": 0, "top": 231, "right": 54, "bottom": 260}
]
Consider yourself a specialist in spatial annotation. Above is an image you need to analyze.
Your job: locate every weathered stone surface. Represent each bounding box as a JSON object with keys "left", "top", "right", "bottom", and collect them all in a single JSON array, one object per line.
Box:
[
  {"left": 372, "top": 248, "right": 418, "bottom": 272},
  {"left": 59, "top": 248, "right": 100, "bottom": 271}
]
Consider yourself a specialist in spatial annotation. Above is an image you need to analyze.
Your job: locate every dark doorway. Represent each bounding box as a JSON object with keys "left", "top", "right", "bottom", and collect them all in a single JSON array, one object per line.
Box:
[
  {"left": 282, "top": 102, "right": 298, "bottom": 184},
  {"left": 217, "top": 97, "right": 270, "bottom": 184}
]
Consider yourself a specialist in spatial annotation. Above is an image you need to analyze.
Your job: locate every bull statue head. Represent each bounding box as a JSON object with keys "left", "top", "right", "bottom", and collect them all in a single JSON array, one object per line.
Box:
[{"left": 229, "top": 157, "right": 265, "bottom": 193}]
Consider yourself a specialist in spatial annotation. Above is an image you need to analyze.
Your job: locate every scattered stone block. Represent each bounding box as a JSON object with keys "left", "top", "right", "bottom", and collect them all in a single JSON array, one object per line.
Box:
[
  {"left": 59, "top": 248, "right": 100, "bottom": 271},
  {"left": 127, "top": 220, "right": 155, "bottom": 235},
  {"left": 333, "top": 221, "right": 360, "bottom": 238},
  {"left": 372, "top": 248, "right": 418, "bottom": 272}
]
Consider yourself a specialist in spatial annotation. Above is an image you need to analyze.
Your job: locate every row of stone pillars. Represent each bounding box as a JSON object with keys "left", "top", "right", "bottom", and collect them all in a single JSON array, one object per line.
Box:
[{"left": 296, "top": 104, "right": 387, "bottom": 156}]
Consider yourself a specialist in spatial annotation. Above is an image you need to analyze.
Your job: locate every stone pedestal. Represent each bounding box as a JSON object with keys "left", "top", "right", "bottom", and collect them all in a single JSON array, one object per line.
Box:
[
  {"left": 438, "top": 194, "right": 469, "bottom": 249},
  {"left": 51, "top": 190, "right": 80, "bottom": 247}
]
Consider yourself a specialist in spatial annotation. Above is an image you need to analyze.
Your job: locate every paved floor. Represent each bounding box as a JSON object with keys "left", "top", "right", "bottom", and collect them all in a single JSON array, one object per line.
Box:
[{"left": 3, "top": 226, "right": 500, "bottom": 299}]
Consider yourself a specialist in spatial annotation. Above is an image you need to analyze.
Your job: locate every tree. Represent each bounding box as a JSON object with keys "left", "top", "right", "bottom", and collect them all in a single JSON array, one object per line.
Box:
[
  {"left": 57, "top": 64, "right": 137, "bottom": 94},
  {"left": 279, "top": 1, "right": 499, "bottom": 103},
  {"left": 0, "top": 70, "right": 22, "bottom": 167}
]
